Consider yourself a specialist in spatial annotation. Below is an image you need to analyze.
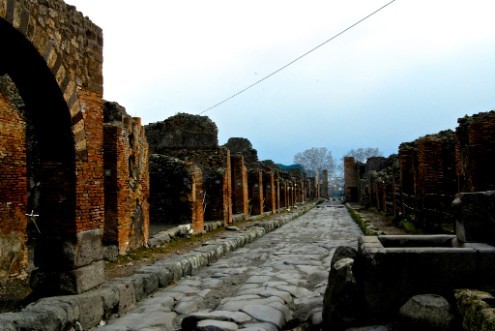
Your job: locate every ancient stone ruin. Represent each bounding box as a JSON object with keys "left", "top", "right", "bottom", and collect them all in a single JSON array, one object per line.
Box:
[
  {"left": 335, "top": 110, "right": 495, "bottom": 329},
  {"left": 0, "top": 0, "right": 147, "bottom": 298},
  {"left": 0, "top": 0, "right": 107, "bottom": 295},
  {"left": 0, "top": 0, "right": 328, "bottom": 317}
]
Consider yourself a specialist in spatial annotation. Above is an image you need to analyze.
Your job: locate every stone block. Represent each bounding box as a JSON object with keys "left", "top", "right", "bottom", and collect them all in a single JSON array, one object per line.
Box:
[
  {"left": 59, "top": 260, "right": 105, "bottom": 294},
  {"left": 102, "top": 279, "right": 136, "bottom": 314},
  {"left": 137, "top": 265, "right": 174, "bottom": 287},
  {"left": 399, "top": 294, "right": 455, "bottom": 330},
  {"left": 62, "top": 228, "right": 104, "bottom": 268},
  {"left": 0, "top": 311, "right": 61, "bottom": 331}
]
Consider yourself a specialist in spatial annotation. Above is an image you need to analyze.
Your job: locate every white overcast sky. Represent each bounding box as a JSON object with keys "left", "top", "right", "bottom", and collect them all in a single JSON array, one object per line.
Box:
[{"left": 64, "top": 0, "right": 495, "bottom": 166}]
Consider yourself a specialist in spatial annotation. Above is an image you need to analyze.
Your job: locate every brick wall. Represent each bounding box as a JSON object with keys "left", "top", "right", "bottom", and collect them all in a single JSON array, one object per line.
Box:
[
  {"left": 456, "top": 111, "right": 495, "bottom": 192},
  {"left": 149, "top": 155, "right": 204, "bottom": 231},
  {"left": 0, "top": 0, "right": 106, "bottom": 293},
  {"left": 0, "top": 81, "right": 28, "bottom": 277},
  {"left": 344, "top": 157, "right": 358, "bottom": 202},
  {"left": 103, "top": 102, "right": 149, "bottom": 253}
]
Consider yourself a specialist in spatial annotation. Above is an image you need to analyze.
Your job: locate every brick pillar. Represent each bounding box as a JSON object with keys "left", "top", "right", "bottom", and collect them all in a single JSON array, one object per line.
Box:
[
  {"left": 231, "top": 155, "right": 249, "bottom": 219},
  {"left": 263, "top": 171, "right": 276, "bottom": 213},
  {"left": 190, "top": 163, "right": 204, "bottom": 232},
  {"left": 223, "top": 150, "right": 233, "bottom": 225},
  {"left": 344, "top": 157, "right": 358, "bottom": 202}
]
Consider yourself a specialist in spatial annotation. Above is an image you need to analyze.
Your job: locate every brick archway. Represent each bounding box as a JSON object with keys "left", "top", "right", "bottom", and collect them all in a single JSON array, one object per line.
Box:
[{"left": 0, "top": 0, "right": 106, "bottom": 294}]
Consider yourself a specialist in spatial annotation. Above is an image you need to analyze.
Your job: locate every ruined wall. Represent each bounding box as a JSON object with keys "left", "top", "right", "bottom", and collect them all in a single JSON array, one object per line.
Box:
[
  {"left": 149, "top": 155, "right": 204, "bottom": 232},
  {"left": 344, "top": 157, "right": 358, "bottom": 202},
  {"left": 224, "top": 137, "right": 259, "bottom": 168},
  {"left": 146, "top": 114, "right": 232, "bottom": 225},
  {"left": 0, "top": 0, "right": 105, "bottom": 294},
  {"left": 456, "top": 111, "right": 495, "bottom": 192},
  {"left": 103, "top": 102, "right": 149, "bottom": 253},
  {"left": 146, "top": 113, "right": 218, "bottom": 152},
  {"left": 151, "top": 147, "right": 232, "bottom": 224},
  {"left": 0, "top": 78, "right": 28, "bottom": 277}
]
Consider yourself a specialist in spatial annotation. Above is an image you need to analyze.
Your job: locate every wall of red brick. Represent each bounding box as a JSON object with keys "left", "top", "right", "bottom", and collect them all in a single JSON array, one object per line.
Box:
[
  {"left": 149, "top": 155, "right": 204, "bottom": 231},
  {"left": 344, "top": 157, "right": 358, "bottom": 202},
  {"left": 103, "top": 102, "right": 149, "bottom": 253},
  {"left": 456, "top": 111, "right": 495, "bottom": 192},
  {"left": 0, "top": 0, "right": 106, "bottom": 293},
  {"left": 0, "top": 91, "right": 28, "bottom": 277}
]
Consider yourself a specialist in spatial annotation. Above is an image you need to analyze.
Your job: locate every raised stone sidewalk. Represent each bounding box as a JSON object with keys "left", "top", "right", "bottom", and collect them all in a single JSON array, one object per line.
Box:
[{"left": 0, "top": 205, "right": 316, "bottom": 331}]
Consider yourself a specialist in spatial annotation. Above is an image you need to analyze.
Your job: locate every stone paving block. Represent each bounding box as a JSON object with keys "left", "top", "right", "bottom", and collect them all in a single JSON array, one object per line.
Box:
[
  {"left": 155, "top": 291, "right": 186, "bottom": 301},
  {"left": 102, "top": 279, "right": 136, "bottom": 314},
  {"left": 219, "top": 296, "right": 284, "bottom": 312},
  {"left": 137, "top": 296, "right": 175, "bottom": 312},
  {"left": 92, "top": 325, "right": 128, "bottom": 331},
  {"left": 201, "top": 278, "right": 224, "bottom": 289},
  {"left": 158, "top": 259, "right": 184, "bottom": 280},
  {"left": 220, "top": 295, "right": 261, "bottom": 305},
  {"left": 274, "top": 285, "right": 316, "bottom": 298},
  {"left": 107, "top": 311, "right": 177, "bottom": 330},
  {"left": 180, "top": 279, "right": 203, "bottom": 287},
  {"left": 182, "top": 310, "right": 253, "bottom": 329},
  {"left": 245, "top": 275, "right": 272, "bottom": 284},
  {"left": 137, "top": 265, "right": 174, "bottom": 288},
  {"left": 168, "top": 285, "right": 200, "bottom": 294},
  {"left": 240, "top": 322, "right": 278, "bottom": 331},
  {"left": 174, "top": 295, "right": 203, "bottom": 314},
  {"left": 241, "top": 305, "right": 285, "bottom": 329},
  {"left": 237, "top": 288, "right": 292, "bottom": 303},
  {"left": 198, "top": 289, "right": 212, "bottom": 298},
  {"left": 30, "top": 296, "right": 80, "bottom": 325},
  {"left": 267, "top": 301, "right": 294, "bottom": 322},
  {"left": 196, "top": 319, "right": 239, "bottom": 331}
]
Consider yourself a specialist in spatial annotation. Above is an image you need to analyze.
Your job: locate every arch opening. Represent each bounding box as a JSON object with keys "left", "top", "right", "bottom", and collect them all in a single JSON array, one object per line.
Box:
[{"left": 0, "top": 18, "right": 77, "bottom": 290}]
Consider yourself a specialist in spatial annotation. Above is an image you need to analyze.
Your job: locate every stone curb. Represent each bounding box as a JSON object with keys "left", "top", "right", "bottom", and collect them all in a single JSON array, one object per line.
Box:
[{"left": 0, "top": 204, "right": 315, "bottom": 331}]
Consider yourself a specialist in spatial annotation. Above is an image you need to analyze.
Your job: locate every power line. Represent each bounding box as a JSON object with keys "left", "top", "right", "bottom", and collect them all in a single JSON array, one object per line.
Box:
[{"left": 199, "top": 0, "right": 398, "bottom": 115}]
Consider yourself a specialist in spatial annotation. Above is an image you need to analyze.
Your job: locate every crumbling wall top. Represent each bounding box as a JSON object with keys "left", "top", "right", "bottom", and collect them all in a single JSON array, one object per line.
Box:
[
  {"left": 223, "top": 137, "right": 259, "bottom": 169},
  {"left": 145, "top": 113, "right": 218, "bottom": 152}
]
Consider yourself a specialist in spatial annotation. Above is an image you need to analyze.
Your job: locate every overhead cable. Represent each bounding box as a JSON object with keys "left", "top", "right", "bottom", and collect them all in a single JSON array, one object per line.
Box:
[{"left": 199, "top": 0, "right": 398, "bottom": 115}]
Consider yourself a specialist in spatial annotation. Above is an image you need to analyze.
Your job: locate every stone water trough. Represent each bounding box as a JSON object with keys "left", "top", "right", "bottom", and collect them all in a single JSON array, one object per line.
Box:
[
  {"left": 359, "top": 234, "right": 495, "bottom": 318},
  {"left": 349, "top": 191, "right": 495, "bottom": 322}
]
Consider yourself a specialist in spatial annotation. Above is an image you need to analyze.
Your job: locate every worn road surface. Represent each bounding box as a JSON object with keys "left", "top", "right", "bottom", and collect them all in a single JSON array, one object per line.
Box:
[{"left": 94, "top": 202, "right": 362, "bottom": 330}]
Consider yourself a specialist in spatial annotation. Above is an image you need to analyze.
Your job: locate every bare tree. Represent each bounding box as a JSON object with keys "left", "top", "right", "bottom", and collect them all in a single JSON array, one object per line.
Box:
[
  {"left": 294, "top": 147, "right": 335, "bottom": 177},
  {"left": 345, "top": 147, "right": 383, "bottom": 163}
]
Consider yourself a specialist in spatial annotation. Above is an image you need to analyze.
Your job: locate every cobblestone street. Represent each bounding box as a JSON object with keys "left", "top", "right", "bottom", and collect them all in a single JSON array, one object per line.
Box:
[{"left": 95, "top": 202, "right": 362, "bottom": 330}]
